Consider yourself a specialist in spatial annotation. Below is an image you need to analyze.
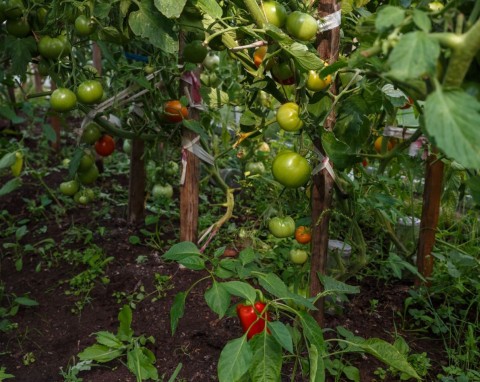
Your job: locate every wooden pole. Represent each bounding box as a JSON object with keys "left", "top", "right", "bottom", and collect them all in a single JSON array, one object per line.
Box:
[
  {"left": 415, "top": 149, "right": 444, "bottom": 286},
  {"left": 178, "top": 33, "right": 200, "bottom": 243},
  {"left": 92, "top": 42, "right": 102, "bottom": 76},
  {"left": 309, "top": 0, "right": 341, "bottom": 326},
  {"left": 127, "top": 138, "right": 146, "bottom": 224}
]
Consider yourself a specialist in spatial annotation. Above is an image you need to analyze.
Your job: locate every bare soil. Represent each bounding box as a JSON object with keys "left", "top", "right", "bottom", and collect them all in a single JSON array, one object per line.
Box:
[{"left": 0, "top": 158, "right": 446, "bottom": 382}]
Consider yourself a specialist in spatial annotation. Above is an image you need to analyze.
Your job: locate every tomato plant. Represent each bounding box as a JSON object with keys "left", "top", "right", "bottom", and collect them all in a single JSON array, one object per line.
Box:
[
  {"left": 95, "top": 135, "right": 115, "bottom": 157},
  {"left": 163, "top": 100, "right": 188, "bottom": 123},
  {"left": 81, "top": 123, "right": 102, "bottom": 144},
  {"left": 77, "top": 164, "right": 99, "bottom": 185},
  {"left": 253, "top": 46, "right": 267, "bottom": 68},
  {"left": 245, "top": 161, "right": 265, "bottom": 175},
  {"left": 77, "top": 80, "right": 104, "bottom": 105},
  {"left": 74, "top": 15, "right": 96, "bottom": 36},
  {"left": 183, "top": 40, "right": 208, "bottom": 64},
  {"left": 306, "top": 69, "right": 332, "bottom": 92},
  {"left": 37, "top": 35, "right": 70, "bottom": 59},
  {"left": 295, "top": 226, "right": 312, "bottom": 244},
  {"left": 6, "top": 17, "right": 30, "bottom": 37},
  {"left": 374, "top": 136, "right": 395, "bottom": 154},
  {"left": 165, "top": 161, "right": 179, "bottom": 176},
  {"left": 271, "top": 61, "right": 295, "bottom": 85},
  {"left": 286, "top": 11, "right": 318, "bottom": 41},
  {"left": 50, "top": 88, "right": 77, "bottom": 112},
  {"left": 152, "top": 183, "right": 174, "bottom": 199},
  {"left": 276, "top": 102, "right": 303, "bottom": 132},
  {"left": 78, "top": 153, "right": 95, "bottom": 172},
  {"left": 268, "top": 216, "right": 295, "bottom": 238},
  {"left": 59, "top": 180, "right": 80, "bottom": 196},
  {"left": 203, "top": 52, "right": 220, "bottom": 70},
  {"left": 262, "top": 1, "right": 287, "bottom": 27},
  {"left": 289, "top": 249, "right": 308, "bottom": 264},
  {"left": 272, "top": 151, "right": 311, "bottom": 188}
]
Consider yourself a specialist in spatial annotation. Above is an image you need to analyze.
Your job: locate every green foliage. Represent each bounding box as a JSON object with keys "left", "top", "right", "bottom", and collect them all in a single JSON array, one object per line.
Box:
[
  {"left": 162, "top": 242, "right": 420, "bottom": 381},
  {"left": 77, "top": 305, "right": 161, "bottom": 381}
]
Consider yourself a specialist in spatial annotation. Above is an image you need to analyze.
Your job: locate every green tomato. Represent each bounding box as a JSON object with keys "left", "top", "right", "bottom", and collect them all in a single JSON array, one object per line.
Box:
[
  {"left": 144, "top": 65, "right": 155, "bottom": 74},
  {"left": 428, "top": 1, "right": 444, "bottom": 11},
  {"left": 81, "top": 123, "right": 102, "bottom": 144},
  {"left": 78, "top": 153, "right": 95, "bottom": 172},
  {"left": 271, "top": 61, "right": 295, "bottom": 85},
  {"left": 200, "top": 72, "right": 221, "bottom": 87},
  {"left": 245, "top": 161, "right": 266, "bottom": 175},
  {"left": 272, "top": 151, "right": 311, "bottom": 188},
  {"left": 255, "top": 142, "right": 270, "bottom": 160},
  {"left": 268, "top": 216, "right": 295, "bottom": 238},
  {"left": 38, "top": 35, "right": 70, "bottom": 59},
  {"left": 262, "top": 1, "right": 287, "bottom": 27},
  {"left": 50, "top": 88, "right": 77, "bottom": 112},
  {"left": 152, "top": 183, "right": 174, "bottom": 199},
  {"left": 6, "top": 17, "right": 30, "bottom": 37},
  {"left": 276, "top": 102, "right": 303, "bottom": 132},
  {"left": 165, "top": 161, "right": 179, "bottom": 176},
  {"left": 4, "top": 0, "right": 24, "bottom": 19},
  {"left": 122, "top": 139, "right": 132, "bottom": 155},
  {"left": 74, "top": 14, "right": 96, "bottom": 36},
  {"left": 289, "top": 249, "right": 308, "bottom": 265},
  {"left": 77, "top": 164, "right": 99, "bottom": 185},
  {"left": 183, "top": 40, "right": 208, "bottom": 64},
  {"left": 306, "top": 69, "right": 332, "bottom": 92},
  {"left": 203, "top": 52, "right": 220, "bottom": 70},
  {"left": 59, "top": 179, "right": 80, "bottom": 196},
  {"left": 76, "top": 80, "right": 104, "bottom": 105},
  {"left": 286, "top": 11, "right": 318, "bottom": 41}
]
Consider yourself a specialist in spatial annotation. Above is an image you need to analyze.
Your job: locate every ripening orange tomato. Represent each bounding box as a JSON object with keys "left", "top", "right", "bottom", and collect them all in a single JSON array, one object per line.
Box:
[{"left": 295, "top": 226, "right": 312, "bottom": 244}]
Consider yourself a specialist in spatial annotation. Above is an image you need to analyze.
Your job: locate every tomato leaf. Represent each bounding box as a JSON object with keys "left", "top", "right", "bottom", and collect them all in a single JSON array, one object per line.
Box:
[
  {"left": 466, "top": 176, "right": 480, "bottom": 205},
  {"left": 204, "top": 282, "right": 231, "bottom": 318},
  {"left": 387, "top": 31, "right": 440, "bottom": 80},
  {"left": 217, "top": 337, "right": 252, "bottom": 382},
  {"left": 425, "top": 88, "right": 480, "bottom": 168},
  {"left": 196, "top": 0, "right": 223, "bottom": 19},
  {"left": 3, "top": 36, "right": 36, "bottom": 76},
  {"left": 129, "top": 1, "right": 177, "bottom": 54},
  {"left": 375, "top": 6, "right": 405, "bottom": 33},
  {"left": 154, "top": 0, "right": 187, "bottom": 18},
  {"left": 249, "top": 331, "right": 282, "bottom": 381},
  {"left": 170, "top": 292, "right": 186, "bottom": 335},
  {"left": 283, "top": 43, "right": 324, "bottom": 71},
  {"left": 321, "top": 131, "right": 358, "bottom": 170},
  {"left": 267, "top": 321, "right": 293, "bottom": 354},
  {"left": 412, "top": 9, "right": 431, "bottom": 32}
]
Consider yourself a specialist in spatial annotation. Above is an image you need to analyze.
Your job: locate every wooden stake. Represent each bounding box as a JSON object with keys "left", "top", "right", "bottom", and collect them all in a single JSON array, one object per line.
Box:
[
  {"left": 415, "top": 149, "right": 444, "bottom": 286},
  {"left": 127, "top": 138, "right": 146, "bottom": 224},
  {"left": 310, "top": 0, "right": 341, "bottom": 327}
]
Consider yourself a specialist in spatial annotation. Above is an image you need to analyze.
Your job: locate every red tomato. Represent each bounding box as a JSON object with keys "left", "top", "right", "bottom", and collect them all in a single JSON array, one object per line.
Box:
[{"left": 95, "top": 135, "right": 115, "bottom": 157}]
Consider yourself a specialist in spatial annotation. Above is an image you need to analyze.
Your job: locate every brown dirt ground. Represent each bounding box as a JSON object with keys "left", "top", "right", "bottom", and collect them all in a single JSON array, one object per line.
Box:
[{"left": 0, "top": 162, "right": 446, "bottom": 382}]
